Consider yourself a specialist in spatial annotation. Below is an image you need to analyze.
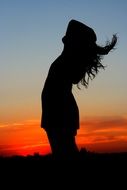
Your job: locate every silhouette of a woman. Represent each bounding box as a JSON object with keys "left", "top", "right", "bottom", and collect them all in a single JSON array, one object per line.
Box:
[{"left": 41, "top": 20, "right": 117, "bottom": 159}]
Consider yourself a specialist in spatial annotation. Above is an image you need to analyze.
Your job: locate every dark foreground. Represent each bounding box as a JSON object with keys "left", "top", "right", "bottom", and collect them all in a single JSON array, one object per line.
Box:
[
  {"left": 1, "top": 148, "right": 127, "bottom": 169},
  {"left": 0, "top": 149, "right": 127, "bottom": 187}
]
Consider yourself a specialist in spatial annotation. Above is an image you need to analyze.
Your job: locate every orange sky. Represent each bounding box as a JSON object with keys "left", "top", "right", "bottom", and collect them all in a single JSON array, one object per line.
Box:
[
  {"left": 0, "top": 116, "right": 127, "bottom": 156},
  {"left": 0, "top": 1, "right": 127, "bottom": 157}
]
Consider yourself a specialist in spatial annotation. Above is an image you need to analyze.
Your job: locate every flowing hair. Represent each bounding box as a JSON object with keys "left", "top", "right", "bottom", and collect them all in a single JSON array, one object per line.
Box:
[{"left": 78, "top": 34, "right": 118, "bottom": 88}]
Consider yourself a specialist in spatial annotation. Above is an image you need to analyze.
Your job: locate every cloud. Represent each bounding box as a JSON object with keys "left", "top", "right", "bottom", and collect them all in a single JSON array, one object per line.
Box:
[
  {"left": 19, "top": 143, "right": 49, "bottom": 150},
  {"left": 0, "top": 119, "right": 40, "bottom": 131},
  {"left": 77, "top": 116, "right": 127, "bottom": 148},
  {"left": 80, "top": 116, "right": 127, "bottom": 133},
  {"left": 0, "top": 124, "right": 11, "bottom": 128}
]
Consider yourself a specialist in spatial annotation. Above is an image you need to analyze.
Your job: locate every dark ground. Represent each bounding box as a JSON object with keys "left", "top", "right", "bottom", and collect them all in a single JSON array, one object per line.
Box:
[
  {"left": 1, "top": 148, "right": 127, "bottom": 166},
  {"left": 1, "top": 148, "right": 127, "bottom": 172},
  {"left": 0, "top": 149, "right": 127, "bottom": 188}
]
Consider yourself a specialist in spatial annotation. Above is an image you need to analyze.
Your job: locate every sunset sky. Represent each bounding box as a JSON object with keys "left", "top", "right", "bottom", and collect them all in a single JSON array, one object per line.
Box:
[{"left": 0, "top": 0, "right": 127, "bottom": 156}]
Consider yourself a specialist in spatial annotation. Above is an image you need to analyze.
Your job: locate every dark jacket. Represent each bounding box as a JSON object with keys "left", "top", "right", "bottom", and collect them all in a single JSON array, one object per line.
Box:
[{"left": 41, "top": 54, "right": 79, "bottom": 133}]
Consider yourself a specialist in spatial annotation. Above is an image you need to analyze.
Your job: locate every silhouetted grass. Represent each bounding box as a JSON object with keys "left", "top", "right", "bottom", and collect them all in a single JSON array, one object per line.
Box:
[
  {"left": 1, "top": 148, "right": 127, "bottom": 165},
  {"left": 0, "top": 148, "right": 127, "bottom": 187}
]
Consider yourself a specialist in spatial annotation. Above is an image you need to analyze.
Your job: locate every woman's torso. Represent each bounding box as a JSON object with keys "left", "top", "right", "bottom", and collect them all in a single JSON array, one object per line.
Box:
[{"left": 41, "top": 55, "right": 79, "bottom": 131}]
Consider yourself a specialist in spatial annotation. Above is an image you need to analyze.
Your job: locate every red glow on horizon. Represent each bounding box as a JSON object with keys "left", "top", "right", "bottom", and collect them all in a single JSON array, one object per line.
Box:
[{"left": 0, "top": 116, "right": 127, "bottom": 156}]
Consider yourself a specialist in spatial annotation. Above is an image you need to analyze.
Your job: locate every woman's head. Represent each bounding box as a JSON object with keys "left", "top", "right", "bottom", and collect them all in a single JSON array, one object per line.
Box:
[{"left": 62, "top": 19, "right": 118, "bottom": 88}]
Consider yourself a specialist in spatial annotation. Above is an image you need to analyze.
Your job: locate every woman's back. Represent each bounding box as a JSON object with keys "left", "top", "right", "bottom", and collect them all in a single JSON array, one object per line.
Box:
[{"left": 41, "top": 55, "right": 79, "bottom": 132}]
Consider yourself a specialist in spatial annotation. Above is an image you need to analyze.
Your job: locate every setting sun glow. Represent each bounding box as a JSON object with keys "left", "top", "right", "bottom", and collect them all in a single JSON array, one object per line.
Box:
[{"left": 0, "top": 0, "right": 127, "bottom": 156}]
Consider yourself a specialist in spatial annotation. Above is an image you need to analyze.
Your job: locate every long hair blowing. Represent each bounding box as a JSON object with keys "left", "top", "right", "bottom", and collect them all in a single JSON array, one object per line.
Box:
[{"left": 79, "top": 34, "right": 118, "bottom": 88}]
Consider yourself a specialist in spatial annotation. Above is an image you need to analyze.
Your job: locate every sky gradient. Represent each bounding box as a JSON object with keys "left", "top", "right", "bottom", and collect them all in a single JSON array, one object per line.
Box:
[{"left": 0, "top": 0, "right": 127, "bottom": 156}]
